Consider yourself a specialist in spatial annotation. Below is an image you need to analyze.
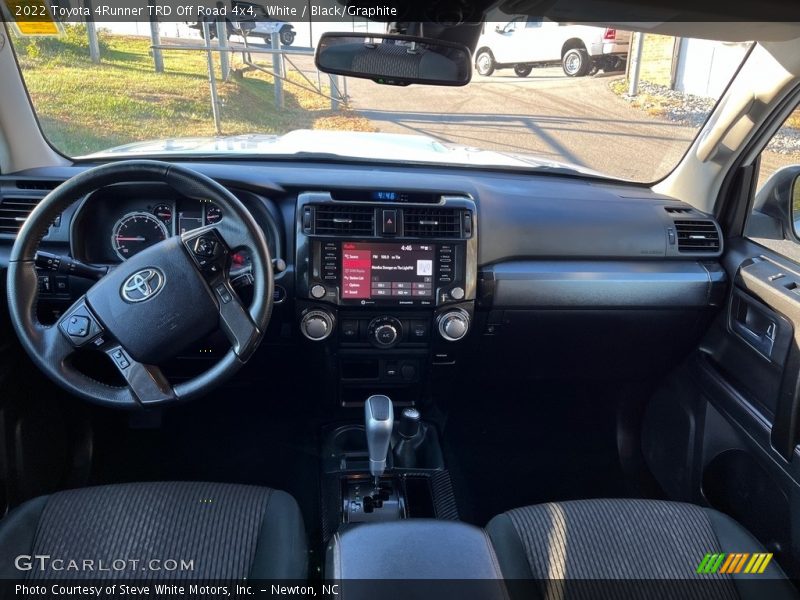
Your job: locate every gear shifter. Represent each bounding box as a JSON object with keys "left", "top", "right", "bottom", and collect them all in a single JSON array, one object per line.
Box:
[{"left": 364, "top": 395, "right": 394, "bottom": 485}]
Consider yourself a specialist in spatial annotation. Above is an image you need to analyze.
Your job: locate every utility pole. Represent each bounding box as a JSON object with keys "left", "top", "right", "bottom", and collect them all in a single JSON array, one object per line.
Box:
[
  {"left": 149, "top": 2, "right": 164, "bottom": 73},
  {"left": 628, "top": 31, "right": 644, "bottom": 97},
  {"left": 83, "top": 0, "right": 100, "bottom": 63},
  {"left": 271, "top": 31, "right": 284, "bottom": 109},
  {"left": 307, "top": 0, "right": 313, "bottom": 47},
  {"left": 216, "top": 1, "right": 229, "bottom": 80},
  {"left": 202, "top": 20, "right": 223, "bottom": 135},
  {"left": 329, "top": 74, "right": 341, "bottom": 111}
]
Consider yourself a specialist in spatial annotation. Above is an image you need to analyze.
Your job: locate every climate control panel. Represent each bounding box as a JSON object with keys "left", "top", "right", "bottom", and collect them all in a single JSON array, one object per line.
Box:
[
  {"left": 299, "top": 308, "right": 472, "bottom": 346},
  {"left": 367, "top": 316, "right": 403, "bottom": 348}
]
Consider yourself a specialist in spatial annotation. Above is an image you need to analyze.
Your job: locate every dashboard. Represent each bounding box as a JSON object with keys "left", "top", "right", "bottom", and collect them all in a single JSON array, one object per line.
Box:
[{"left": 0, "top": 160, "right": 727, "bottom": 400}]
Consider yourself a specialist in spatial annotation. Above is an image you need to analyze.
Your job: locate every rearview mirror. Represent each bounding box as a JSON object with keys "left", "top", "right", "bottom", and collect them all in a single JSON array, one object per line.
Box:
[{"left": 315, "top": 32, "right": 472, "bottom": 87}]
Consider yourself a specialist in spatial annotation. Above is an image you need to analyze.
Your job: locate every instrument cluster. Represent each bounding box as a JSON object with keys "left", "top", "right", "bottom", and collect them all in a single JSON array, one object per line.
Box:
[
  {"left": 70, "top": 184, "right": 253, "bottom": 272},
  {"left": 110, "top": 199, "right": 223, "bottom": 260}
]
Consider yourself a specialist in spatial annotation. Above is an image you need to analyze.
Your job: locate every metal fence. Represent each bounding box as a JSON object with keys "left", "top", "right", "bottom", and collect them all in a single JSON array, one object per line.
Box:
[{"left": 150, "top": 20, "right": 348, "bottom": 135}]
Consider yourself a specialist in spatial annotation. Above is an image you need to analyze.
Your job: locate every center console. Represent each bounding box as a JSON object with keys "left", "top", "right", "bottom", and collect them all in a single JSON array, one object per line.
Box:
[
  {"left": 324, "top": 399, "right": 504, "bottom": 594},
  {"left": 295, "top": 191, "right": 477, "bottom": 406}
]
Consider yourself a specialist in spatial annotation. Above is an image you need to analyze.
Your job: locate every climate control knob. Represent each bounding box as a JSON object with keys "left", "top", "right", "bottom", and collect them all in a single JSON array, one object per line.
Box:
[
  {"left": 368, "top": 316, "right": 403, "bottom": 348},
  {"left": 300, "top": 309, "right": 335, "bottom": 341},
  {"left": 437, "top": 310, "right": 470, "bottom": 342}
]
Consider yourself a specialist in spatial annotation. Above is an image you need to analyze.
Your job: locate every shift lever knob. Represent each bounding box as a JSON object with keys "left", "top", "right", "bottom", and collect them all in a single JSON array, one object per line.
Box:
[
  {"left": 364, "top": 395, "right": 394, "bottom": 480},
  {"left": 398, "top": 407, "right": 421, "bottom": 439}
]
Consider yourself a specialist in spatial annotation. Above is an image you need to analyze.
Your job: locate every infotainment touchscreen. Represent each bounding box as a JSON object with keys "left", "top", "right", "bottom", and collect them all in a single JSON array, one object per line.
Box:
[{"left": 341, "top": 242, "right": 435, "bottom": 300}]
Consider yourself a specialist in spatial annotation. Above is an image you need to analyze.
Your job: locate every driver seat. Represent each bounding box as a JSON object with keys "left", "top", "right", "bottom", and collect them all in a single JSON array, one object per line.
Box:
[{"left": 0, "top": 481, "right": 307, "bottom": 579}]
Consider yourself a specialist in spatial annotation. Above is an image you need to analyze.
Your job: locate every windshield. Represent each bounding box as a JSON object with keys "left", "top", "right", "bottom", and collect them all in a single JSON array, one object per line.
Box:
[{"left": 8, "top": 18, "right": 755, "bottom": 182}]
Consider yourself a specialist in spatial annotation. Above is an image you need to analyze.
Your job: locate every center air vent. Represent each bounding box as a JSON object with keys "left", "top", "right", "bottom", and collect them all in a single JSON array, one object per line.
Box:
[
  {"left": 313, "top": 205, "right": 375, "bottom": 236},
  {"left": 403, "top": 208, "right": 464, "bottom": 238},
  {"left": 0, "top": 197, "right": 40, "bottom": 235},
  {"left": 674, "top": 220, "right": 721, "bottom": 253}
]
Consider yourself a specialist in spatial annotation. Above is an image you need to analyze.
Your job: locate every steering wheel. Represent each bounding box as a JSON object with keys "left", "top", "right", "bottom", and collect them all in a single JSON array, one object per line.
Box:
[{"left": 6, "top": 160, "right": 274, "bottom": 409}]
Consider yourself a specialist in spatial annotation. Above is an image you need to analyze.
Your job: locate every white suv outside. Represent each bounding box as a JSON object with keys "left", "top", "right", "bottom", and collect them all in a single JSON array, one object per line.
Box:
[{"left": 475, "top": 18, "right": 630, "bottom": 77}]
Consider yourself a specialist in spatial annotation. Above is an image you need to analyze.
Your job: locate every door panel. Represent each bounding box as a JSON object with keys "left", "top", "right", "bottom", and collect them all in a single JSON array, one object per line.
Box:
[
  {"left": 643, "top": 236, "right": 800, "bottom": 576},
  {"left": 720, "top": 239, "right": 800, "bottom": 459},
  {"left": 491, "top": 19, "right": 523, "bottom": 63}
]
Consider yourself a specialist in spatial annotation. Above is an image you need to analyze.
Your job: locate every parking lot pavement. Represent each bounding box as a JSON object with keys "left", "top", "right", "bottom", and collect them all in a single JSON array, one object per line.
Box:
[
  {"left": 172, "top": 43, "right": 702, "bottom": 182},
  {"left": 343, "top": 68, "right": 700, "bottom": 182}
]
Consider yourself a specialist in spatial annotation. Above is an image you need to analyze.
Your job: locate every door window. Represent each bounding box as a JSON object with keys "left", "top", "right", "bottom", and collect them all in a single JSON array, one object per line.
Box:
[{"left": 745, "top": 102, "right": 800, "bottom": 260}]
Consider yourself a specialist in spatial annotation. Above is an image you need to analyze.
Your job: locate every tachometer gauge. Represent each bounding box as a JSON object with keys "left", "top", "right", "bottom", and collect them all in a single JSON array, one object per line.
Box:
[
  {"left": 153, "top": 203, "right": 173, "bottom": 224},
  {"left": 112, "top": 211, "right": 169, "bottom": 260},
  {"left": 206, "top": 204, "right": 222, "bottom": 225}
]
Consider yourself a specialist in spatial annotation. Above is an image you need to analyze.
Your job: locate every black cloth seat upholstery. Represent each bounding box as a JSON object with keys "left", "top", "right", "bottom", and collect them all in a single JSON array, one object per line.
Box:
[
  {"left": 0, "top": 481, "right": 307, "bottom": 580},
  {"left": 487, "top": 499, "right": 795, "bottom": 599}
]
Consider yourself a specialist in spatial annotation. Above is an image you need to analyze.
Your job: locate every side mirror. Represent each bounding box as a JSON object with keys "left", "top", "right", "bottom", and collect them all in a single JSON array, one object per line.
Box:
[
  {"left": 315, "top": 32, "right": 472, "bottom": 87},
  {"left": 793, "top": 176, "right": 800, "bottom": 236},
  {"left": 746, "top": 165, "right": 800, "bottom": 240}
]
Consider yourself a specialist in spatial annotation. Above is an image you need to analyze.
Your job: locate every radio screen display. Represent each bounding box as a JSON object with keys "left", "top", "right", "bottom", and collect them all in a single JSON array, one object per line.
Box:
[{"left": 341, "top": 242, "right": 434, "bottom": 300}]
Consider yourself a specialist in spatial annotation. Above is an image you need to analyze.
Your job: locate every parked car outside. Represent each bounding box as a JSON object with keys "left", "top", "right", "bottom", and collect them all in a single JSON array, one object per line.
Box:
[
  {"left": 187, "top": 0, "right": 296, "bottom": 46},
  {"left": 474, "top": 17, "right": 630, "bottom": 77}
]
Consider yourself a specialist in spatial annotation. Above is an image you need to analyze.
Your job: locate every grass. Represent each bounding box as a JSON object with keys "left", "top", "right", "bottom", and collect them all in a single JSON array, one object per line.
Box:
[
  {"left": 609, "top": 78, "right": 678, "bottom": 118},
  {"left": 10, "top": 26, "right": 374, "bottom": 156},
  {"left": 794, "top": 177, "right": 800, "bottom": 214},
  {"left": 787, "top": 108, "right": 800, "bottom": 131},
  {"left": 611, "top": 77, "right": 800, "bottom": 132}
]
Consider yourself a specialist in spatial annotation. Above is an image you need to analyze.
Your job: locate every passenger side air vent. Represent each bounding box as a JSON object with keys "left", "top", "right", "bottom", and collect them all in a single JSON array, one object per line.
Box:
[
  {"left": 674, "top": 220, "right": 721, "bottom": 253},
  {"left": 664, "top": 206, "right": 693, "bottom": 214},
  {"left": 403, "top": 208, "right": 464, "bottom": 238},
  {"left": 0, "top": 197, "right": 41, "bottom": 235},
  {"left": 313, "top": 205, "right": 375, "bottom": 236}
]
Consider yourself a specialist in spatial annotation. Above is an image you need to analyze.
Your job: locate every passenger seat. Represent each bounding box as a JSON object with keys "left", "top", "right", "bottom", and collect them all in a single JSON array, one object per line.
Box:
[{"left": 486, "top": 498, "right": 796, "bottom": 598}]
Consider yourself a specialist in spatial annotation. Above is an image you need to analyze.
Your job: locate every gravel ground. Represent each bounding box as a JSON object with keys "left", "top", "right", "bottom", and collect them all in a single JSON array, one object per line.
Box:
[
  {"left": 615, "top": 80, "right": 800, "bottom": 155},
  {"left": 342, "top": 68, "right": 699, "bottom": 182}
]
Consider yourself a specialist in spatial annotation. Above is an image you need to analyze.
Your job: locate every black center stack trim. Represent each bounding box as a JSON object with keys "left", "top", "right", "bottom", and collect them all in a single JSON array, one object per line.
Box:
[{"left": 295, "top": 191, "right": 478, "bottom": 406}]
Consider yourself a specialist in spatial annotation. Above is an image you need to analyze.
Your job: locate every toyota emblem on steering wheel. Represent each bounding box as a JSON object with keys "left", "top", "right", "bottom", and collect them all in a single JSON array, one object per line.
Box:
[{"left": 121, "top": 268, "right": 165, "bottom": 303}]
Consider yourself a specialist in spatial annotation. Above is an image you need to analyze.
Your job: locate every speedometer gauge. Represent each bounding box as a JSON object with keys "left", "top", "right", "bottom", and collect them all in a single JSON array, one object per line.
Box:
[
  {"left": 206, "top": 204, "right": 222, "bottom": 225},
  {"left": 153, "top": 204, "right": 173, "bottom": 224},
  {"left": 112, "top": 211, "right": 169, "bottom": 260}
]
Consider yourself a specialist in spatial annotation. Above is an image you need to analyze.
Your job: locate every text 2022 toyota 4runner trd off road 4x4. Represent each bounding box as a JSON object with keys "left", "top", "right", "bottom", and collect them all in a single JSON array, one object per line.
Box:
[
  {"left": 1, "top": 1, "right": 800, "bottom": 598},
  {"left": 475, "top": 18, "right": 630, "bottom": 77}
]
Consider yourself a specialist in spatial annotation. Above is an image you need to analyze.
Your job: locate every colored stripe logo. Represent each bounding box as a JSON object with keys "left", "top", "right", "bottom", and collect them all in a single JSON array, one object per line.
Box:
[{"left": 697, "top": 553, "right": 773, "bottom": 574}]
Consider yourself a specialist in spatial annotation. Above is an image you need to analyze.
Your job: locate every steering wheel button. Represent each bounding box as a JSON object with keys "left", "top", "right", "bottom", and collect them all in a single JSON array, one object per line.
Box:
[
  {"left": 66, "top": 316, "right": 90, "bottom": 337},
  {"left": 215, "top": 284, "right": 232, "bottom": 304},
  {"left": 110, "top": 348, "right": 130, "bottom": 369},
  {"left": 193, "top": 237, "right": 217, "bottom": 257}
]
